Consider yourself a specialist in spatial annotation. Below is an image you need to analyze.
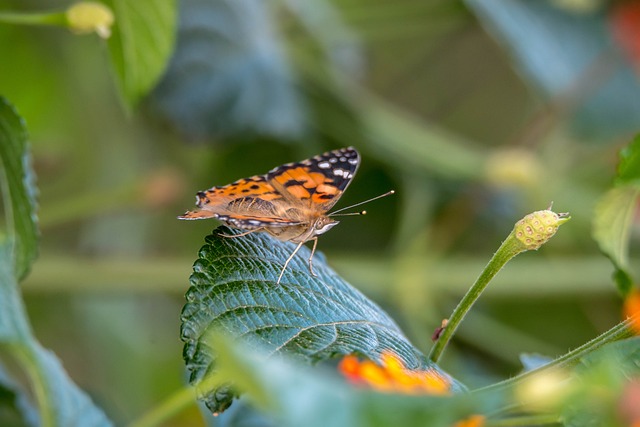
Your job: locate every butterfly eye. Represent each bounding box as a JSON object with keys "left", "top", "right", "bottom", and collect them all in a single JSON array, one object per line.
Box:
[{"left": 315, "top": 218, "right": 339, "bottom": 234}]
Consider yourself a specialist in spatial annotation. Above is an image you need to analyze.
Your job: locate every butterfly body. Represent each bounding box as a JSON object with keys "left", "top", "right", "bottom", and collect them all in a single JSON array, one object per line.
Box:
[{"left": 179, "top": 147, "right": 360, "bottom": 283}]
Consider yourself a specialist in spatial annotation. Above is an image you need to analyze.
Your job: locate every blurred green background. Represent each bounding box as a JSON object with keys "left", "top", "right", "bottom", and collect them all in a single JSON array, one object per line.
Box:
[{"left": 1, "top": 0, "right": 639, "bottom": 425}]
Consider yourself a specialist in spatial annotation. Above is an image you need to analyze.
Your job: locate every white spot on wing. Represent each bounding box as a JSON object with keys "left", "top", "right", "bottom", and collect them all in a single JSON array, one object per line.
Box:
[
  {"left": 333, "top": 168, "right": 344, "bottom": 177},
  {"left": 318, "top": 161, "right": 330, "bottom": 169}
]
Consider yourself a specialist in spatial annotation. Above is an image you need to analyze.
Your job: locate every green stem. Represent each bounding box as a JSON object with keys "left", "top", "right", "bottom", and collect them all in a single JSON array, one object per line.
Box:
[
  {"left": 0, "top": 11, "right": 66, "bottom": 27},
  {"left": 428, "top": 234, "right": 524, "bottom": 362},
  {"left": 476, "top": 319, "right": 634, "bottom": 396},
  {"left": 128, "top": 386, "right": 197, "bottom": 427},
  {"left": 10, "top": 343, "right": 56, "bottom": 427}
]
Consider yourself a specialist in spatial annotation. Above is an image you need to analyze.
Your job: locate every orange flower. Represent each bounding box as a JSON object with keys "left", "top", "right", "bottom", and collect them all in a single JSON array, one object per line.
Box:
[
  {"left": 338, "top": 351, "right": 451, "bottom": 395},
  {"left": 623, "top": 289, "right": 640, "bottom": 335},
  {"left": 453, "top": 414, "right": 486, "bottom": 427}
]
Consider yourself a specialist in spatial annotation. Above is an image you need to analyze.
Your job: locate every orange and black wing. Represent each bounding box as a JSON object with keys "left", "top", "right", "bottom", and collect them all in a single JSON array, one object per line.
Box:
[
  {"left": 266, "top": 147, "right": 360, "bottom": 212},
  {"left": 178, "top": 175, "right": 303, "bottom": 228}
]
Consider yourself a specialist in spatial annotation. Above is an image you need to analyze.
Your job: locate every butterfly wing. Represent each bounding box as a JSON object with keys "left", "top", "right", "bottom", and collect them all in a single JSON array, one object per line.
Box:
[
  {"left": 178, "top": 176, "right": 303, "bottom": 228},
  {"left": 266, "top": 147, "right": 360, "bottom": 212}
]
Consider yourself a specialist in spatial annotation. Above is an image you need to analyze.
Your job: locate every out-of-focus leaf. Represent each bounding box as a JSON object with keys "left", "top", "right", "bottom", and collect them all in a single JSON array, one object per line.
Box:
[
  {"left": 593, "top": 137, "right": 640, "bottom": 295},
  {"left": 617, "top": 134, "right": 640, "bottom": 185},
  {"left": 0, "top": 100, "right": 113, "bottom": 426},
  {"left": 0, "top": 364, "right": 38, "bottom": 427},
  {"left": 519, "top": 353, "right": 553, "bottom": 372},
  {"left": 207, "top": 334, "right": 493, "bottom": 427},
  {"left": 180, "top": 226, "right": 462, "bottom": 413},
  {"left": 0, "top": 97, "right": 38, "bottom": 281},
  {"left": 23, "top": 342, "right": 114, "bottom": 427},
  {"left": 0, "top": 237, "right": 112, "bottom": 427},
  {"left": 465, "top": 0, "right": 640, "bottom": 140},
  {"left": 593, "top": 185, "right": 639, "bottom": 295},
  {"left": 105, "top": 0, "right": 177, "bottom": 107},
  {"left": 280, "top": 0, "right": 363, "bottom": 76},
  {"left": 150, "top": 0, "right": 306, "bottom": 141},
  {"left": 564, "top": 337, "right": 640, "bottom": 427}
]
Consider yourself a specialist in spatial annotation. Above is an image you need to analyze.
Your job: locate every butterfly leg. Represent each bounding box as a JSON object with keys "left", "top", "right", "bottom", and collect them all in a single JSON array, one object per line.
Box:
[
  {"left": 307, "top": 237, "right": 318, "bottom": 277},
  {"left": 277, "top": 240, "right": 306, "bottom": 285},
  {"left": 218, "top": 228, "right": 265, "bottom": 238}
]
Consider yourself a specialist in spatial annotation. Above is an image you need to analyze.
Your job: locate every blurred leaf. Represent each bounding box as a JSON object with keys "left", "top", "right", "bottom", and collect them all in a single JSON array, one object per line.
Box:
[
  {"left": 105, "top": 0, "right": 177, "bottom": 107},
  {"left": 617, "top": 134, "right": 640, "bottom": 185},
  {"left": 214, "top": 398, "right": 276, "bottom": 427},
  {"left": 150, "top": 0, "right": 307, "bottom": 141},
  {"left": 593, "top": 185, "right": 639, "bottom": 295},
  {"left": 564, "top": 337, "right": 640, "bottom": 427},
  {"left": 593, "top": 136, "right": 640, "bottom": 295},
  {"left": 180, "top": 226, "right": 462, "bottom": 413},
  {"left": 0, "top": 97, "right": 38, "bottom": 281},
  {"left": 519, "top": 353, "right": 554, "bottom": 372},
  {"left": 18, "top": 341, "right": 114, "bottom": 427},
  {"left": 208, "top": 334, "right": 493, "bottom": 427},
  {"left": 0, "top": 240, "right": 112, "bottom": 427},
  {"left": 0, "top": 364, "right": 38, "bottom": 427},
  {"left": 465, "top": 0, "right": 640, "bottom": 140},
  {"left": 0, "top": 100, "right": 112, "bottom": 426}
]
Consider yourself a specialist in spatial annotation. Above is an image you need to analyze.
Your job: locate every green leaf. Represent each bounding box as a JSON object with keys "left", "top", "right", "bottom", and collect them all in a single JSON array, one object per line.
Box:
[
  {"left": 209, "top": 334, "right": 492, "bottom": 427},
  {"left": 0, "top": 100, "right": 112, "bottom": 426},
  {"left": 593, "top": 185, "right": 639, "bottom": 295},
  {"left": 0, "top": 363, "right": 39, "bottom": 426},
  {"left": 105, "top": 0, "right": 177, "bottom": 107},
  {"left": 0, "top": 97, "right": 38, "bottom": 281},
  {"left": 466, "top": 0, "right": 640, "bottom": 140},
  {"left": 0, "top": 243, "right": 113, "bottom": 427},
  {"left": 617, "top": 134, "right": 640, "bottom": 185},
  {"left": 181, "top": 226, "right": 462, "bottom": 413},
  {"left": 563, "top": 337, "right": 640, "bottom": 427},
  {"left": 150, "top": 0, "right": 307, "bottom": 140},
  {"left": 593, "top": 136, "right": 640, "bottom": 294}
]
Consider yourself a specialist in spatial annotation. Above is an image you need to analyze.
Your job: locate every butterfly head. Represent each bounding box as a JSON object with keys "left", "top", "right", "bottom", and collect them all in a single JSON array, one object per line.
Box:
[{"left": 313, "top": 216, "right": 339, "bottom": 236}]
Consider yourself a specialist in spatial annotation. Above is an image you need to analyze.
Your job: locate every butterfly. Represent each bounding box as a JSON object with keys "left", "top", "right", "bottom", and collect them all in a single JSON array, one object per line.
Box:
[{"left": 179, "top": 147, "right": 393, "bottom": 284}]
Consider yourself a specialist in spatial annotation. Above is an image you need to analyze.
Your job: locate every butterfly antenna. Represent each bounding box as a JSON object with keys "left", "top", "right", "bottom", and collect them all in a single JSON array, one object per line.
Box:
[
  {"left": 330, "top": 190, "right": 395, "bottom": 216},
  {"left": 331, "top": 210, "right": 367, "bottom": 217}
]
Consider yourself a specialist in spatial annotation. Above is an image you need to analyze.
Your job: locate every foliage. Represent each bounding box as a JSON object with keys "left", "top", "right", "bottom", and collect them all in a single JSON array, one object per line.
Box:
[
  {"left": 0, "top": 98, "right": 112, "bottom": 426},
  {"left": 0, "top": 1, "right": 639, "bottom": 426},
  {"left": 181, "top": 227, "right": 463, "bottom": 413}
]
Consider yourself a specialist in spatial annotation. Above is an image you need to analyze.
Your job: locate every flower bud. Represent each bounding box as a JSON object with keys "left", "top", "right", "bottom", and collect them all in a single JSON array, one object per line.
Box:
[
  {"left": 513, "top": 209, "right": 570, "bottom": 251},
  {"left": 66, "top": 2, "right": 114, "bottom": 38}
]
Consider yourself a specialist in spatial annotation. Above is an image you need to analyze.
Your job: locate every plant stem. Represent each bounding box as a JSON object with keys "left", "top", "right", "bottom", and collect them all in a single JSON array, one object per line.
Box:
[
  {"left": 476, "top": 318, "right": 635, "bottom": 396},
  {"left": 428, "top": 235, "right": 523, "bottom": 362},
  {"left": 0, "top": 11, "right": 66, "bottom": 27},
  {"left": 428, "top": 210, "right": 570, "bottom": 363},
  {"left": 128, "top": 386, "right": 197, "bottom": 427}
]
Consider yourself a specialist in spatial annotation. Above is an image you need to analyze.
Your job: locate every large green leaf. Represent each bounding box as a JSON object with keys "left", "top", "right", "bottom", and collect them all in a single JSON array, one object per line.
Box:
[
  {"left": 208, "top": 335, "right": 491, "bottom": 427},
  {"left": 0, "top": 99, "right": 112, "bottom": 426},
  {"left": 150, "top": 0, "right": 307, "bottom": 141},
  {"left": 181, "top": 226, "right": 461, "bottom": 413},
  {"left": 105, "top": 0, "right": 177, "bottom": 107},
  {"left": 465, "top": 0, "right": 640, "bottom": 140},
  {"left": 563, "top": 337, "right": 640, "bottom": 427},
  {"left": 0, "top": 97, "right": 38, "bottom": 281},
  {"left": 593, "top": 185, "right": 639, "bottom": 295},
  {"left": 593, "top": 136, "right": 640, "bottom": 295}
]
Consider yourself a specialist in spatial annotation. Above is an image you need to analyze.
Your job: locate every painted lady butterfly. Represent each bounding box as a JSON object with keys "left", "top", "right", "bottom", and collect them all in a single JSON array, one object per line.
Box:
[{"left": 179, "top": 147, "right": 392, "bottom": 284}]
